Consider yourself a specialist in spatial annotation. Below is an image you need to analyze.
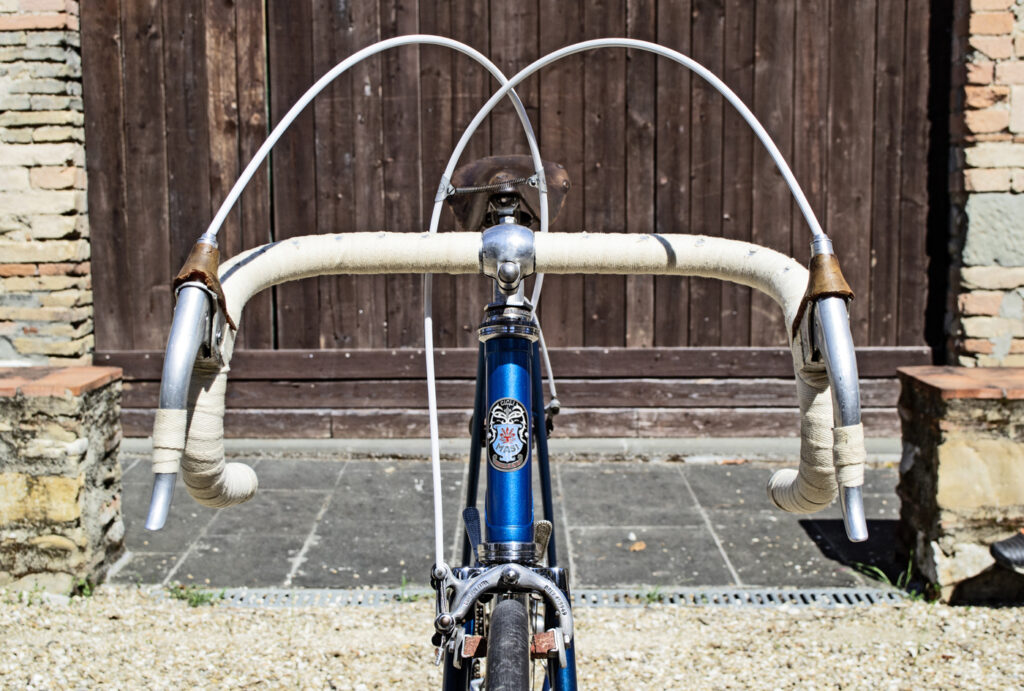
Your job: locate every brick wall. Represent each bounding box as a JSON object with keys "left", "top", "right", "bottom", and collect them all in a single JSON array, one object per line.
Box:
[
  {"left": 955, "top": 0, "right": 1024, "bottom": 366},
  {"left": 0, "top": 1, "right": 90, "bottom": 367}
]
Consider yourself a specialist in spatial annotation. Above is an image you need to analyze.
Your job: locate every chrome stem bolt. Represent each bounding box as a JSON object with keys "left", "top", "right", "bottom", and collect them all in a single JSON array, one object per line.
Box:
[
  {"left": 502, "top": 566, "right": 520, "bottom": 585},
  {"left": 497, "top": 261, "right": 520, "bottom": 286}
]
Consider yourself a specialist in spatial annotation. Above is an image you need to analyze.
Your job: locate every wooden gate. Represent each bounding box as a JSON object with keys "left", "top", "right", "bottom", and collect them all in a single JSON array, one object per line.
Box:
[{"left": 81, "top": 0, "right": 936, "bottom": 438}]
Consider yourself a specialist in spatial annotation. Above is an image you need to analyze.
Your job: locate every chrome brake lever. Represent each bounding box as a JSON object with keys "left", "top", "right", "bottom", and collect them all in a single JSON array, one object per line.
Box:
[
  {"left": 144, "top": 282, "right": 214, "bottom": 531},
  {"left": 813, "top": 295, "right": 868, "bottom": 543}
]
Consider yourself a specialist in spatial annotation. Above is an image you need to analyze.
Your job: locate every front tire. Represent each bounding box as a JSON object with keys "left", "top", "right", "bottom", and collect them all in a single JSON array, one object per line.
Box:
[{"left": 485, "top": 596, "right": 530, "bottom": 691}]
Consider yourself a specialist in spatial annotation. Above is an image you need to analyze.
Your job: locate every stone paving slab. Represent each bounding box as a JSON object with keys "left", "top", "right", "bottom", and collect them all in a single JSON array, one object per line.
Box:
[{"left": 112, "top": 455, "right": 902, "bottom": 591}]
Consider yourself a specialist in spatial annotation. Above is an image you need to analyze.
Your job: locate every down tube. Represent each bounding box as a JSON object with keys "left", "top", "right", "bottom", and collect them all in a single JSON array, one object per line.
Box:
[{"left": 484, "top": 336, "right": 534, "bottom": 544}]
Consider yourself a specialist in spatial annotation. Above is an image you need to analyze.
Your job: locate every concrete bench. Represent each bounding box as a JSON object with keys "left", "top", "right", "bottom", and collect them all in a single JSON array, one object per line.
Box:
[
  {"left": 0, "top": 366, "right": 124, "bottom": 593},
  {"left": 898, "top": 366, "right": 1024, "bottom": 603}
]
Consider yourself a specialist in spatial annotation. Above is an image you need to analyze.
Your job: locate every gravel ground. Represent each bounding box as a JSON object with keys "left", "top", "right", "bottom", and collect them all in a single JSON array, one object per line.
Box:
[{"left": 1, "top": 586, "right": 1022, "bottom": 689}]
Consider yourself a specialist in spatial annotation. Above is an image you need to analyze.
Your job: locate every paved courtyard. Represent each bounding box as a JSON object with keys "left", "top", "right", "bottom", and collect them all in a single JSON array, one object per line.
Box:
[{"left": 112, "top": 451, "right": 903, "bottom": 591}]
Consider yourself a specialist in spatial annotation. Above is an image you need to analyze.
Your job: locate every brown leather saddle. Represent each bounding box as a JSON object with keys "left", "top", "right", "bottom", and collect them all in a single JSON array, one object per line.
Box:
[{"left": 445, "top": 155, "right": 571, "bottom": 232}]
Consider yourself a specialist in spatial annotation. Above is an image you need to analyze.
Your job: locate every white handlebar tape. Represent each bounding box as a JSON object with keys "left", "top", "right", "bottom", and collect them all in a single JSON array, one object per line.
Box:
[{"left": 154, "top": 232, "right": 862, "bottom": 513}]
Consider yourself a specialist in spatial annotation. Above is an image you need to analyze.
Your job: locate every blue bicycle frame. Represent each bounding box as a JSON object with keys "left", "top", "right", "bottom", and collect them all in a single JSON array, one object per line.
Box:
[{"left": 444, "top": 315, "right": 577, "bottom": 690}]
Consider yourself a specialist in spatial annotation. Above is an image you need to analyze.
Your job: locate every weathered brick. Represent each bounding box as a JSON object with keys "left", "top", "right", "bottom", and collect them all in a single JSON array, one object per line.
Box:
[
  {"left": 39, "top": 288, "right": 89, "bottom": 307},
  {"left": 962, "top": 265, "right": 1024, "bottom": 289},
  {"left": 0, "top": 264, "right": 37, "bottom": 277},
  {"left": 1016, "top": 33, "right": 1024, "bottom": 57},
  {"left": 0, "top": 12, "right": 71, "bottom": 31},
  {"left": 0, "top": 0, "right": 19, "bottom": 10},
  {"left": 20, "top": 0, "right": 69, "bottom": 11},
  {"left": 28, "top": 94, "right": 73, "bottom": 110},
  {"left": 968, "top": 61, "right": 995, "bottom": 85},
  {"left": 1, "top": 129, "right": 33, "bottom": 144},
  {"left": 32, "top": 125, "right": 80, "bottom": 142},
  {"left": 3, "top": 274, "right": 84, "bottom": 291},
  {"left": 13, "top": 333, "right": 91, "bottom": 356},
  {"left": 29, "top": 214, "right": 76, "bottom": 239},
  {"left": 996, "top": 61, "right": 1024, "bottom": 84},
  {"left": 0, "top": 305, "right": 89, "bottom": 322},
  {"left": 0, "top": 94, "right": 31, "bottom": 111},
  {"left": 1013, "top": 170, "right": 1024, "bottom": 192},
  {"left": 0, "top": 142, "right": 81, "bottom": 166},
  {"left": 964, "top": 141, "right": 1024, "bottom": 166},
  {"left": 972, "top": 0, "right": 1013, "bottom": 8},
  {"left": 0, "top": 46, "right": 68, "bottom": 63},
  {"left": 975, "top": 353, "right": 1024, "bottom": 367},
  {"left": 36, "top": 261, "right": 83, "bottom": 276},
  {"left": 0, "top": 189, "right": 79, "bottom": 214},
  {"left": 962, "top": 315, "right": 1024, "bottom": 337},
  {"left": 964, "top": 167, "right": 1012, "bottom": 191},
  {"left": 24, "top": 30, "right": 74, "bottom": 47},
  {"left": 970, "top": 11, "right": 1015, "bottom": 35},
  {"left": 965, "top": 84, "right": 1009, "bottom": 108},
  {"left": 966, "top": 107, "right": 1010, "bottom": 133},
  {"left": 962, "top": 338, "right": 995, "bottom": 354},
  {"left": 0, "top": 31, "right": 26, "bottom": 46},
  {"left": 0, "top": 472, "right": 83, "bottom": 525},
  {"left": 30, "top": 318, "right": 90, "bottom": 338},
  {"left": 0, "top": 110, "right": 82, "bottom": 127},
  {"left": 29, "top": 165, "right": 74, "bottom": 189},
  {"left": 1012, "top": 86, "right": 1024, "bottom": 133},
  {"left": 8, "top": 77, "right": 70, "bottom": 95},
  {"left": 0, "top": 239, "right": 88, "bottom": 262},
  {"left": 970, "top": 35, "right": 1014, "bottom": 59},
  {"left": 959, "top": 290, "right": 1005, "bottom": 315},
  {"left": 0, "top": 166, "right": 30, "bottom": 190}
]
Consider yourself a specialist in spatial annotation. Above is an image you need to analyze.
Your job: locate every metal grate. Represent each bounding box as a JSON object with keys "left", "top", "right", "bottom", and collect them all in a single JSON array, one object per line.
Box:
[{"left": 201, "top": 586, "right": 904, "bottom": 609}]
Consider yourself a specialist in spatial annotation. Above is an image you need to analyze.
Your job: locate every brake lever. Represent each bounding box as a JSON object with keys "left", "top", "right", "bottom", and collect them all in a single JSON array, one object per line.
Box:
[
  {"left": 813, "top": 294, "right": 868, "bottom": 543},
  {"left": 144, "top": 282, "right": 214, "bottom": 530}
]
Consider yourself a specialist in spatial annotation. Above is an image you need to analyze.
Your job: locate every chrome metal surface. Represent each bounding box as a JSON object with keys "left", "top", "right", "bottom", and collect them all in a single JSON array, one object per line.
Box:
[
  {"left": 477, "top": 323, "right": 540, "bottom": 341},
  {"left": 478, "top": 541, "right": 538, "bottom": 565},
  {"left": 813, "top": 295, "right": 868, "bottom": 543},
  {"left": 839, "top": 486, "right": 868, "bottom": 542},
  {"left": 157, "top": 285, "right": 211, "bottom": 410},
  {"left": 446, "top": 563, "right": 574, "bottom": 641},
  {"left": 144, "top": 473, "right": 177, "bottom": 531},
  {"left": 809, "top": 235, "right": 834, "bottom": 257},
  {"left": 146, "top": 284, "right": 213, "bottom": 532},
  {"left": 477, "top": 300, "right": 539, "bottom": 343},
  {"left": 814, "top": 297, "right": 861, "bottom": 428},
  {"left": 480, "top": 220, "right": 535, "bottom": 293}
]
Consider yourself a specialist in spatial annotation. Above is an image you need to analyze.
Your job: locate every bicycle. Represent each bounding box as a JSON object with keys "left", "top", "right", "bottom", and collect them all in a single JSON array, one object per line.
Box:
[{"left": 143, "top": 36, "right": 869, "bottom": 690}]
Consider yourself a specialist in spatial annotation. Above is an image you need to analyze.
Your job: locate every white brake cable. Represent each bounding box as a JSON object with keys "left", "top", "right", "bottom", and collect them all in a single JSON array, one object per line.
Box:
[
  {"left": 444, "top": 38, "right": 826, "bottom": 242},
  {"left": 190, "top": 34, "right": 543, "bottom": 572},
  {"left": 423, "top": 52, "right": 548, "bottom": 572}
]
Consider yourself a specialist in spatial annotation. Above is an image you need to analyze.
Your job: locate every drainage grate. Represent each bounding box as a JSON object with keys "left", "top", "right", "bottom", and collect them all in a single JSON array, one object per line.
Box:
[{"left": 204, "top": 586, "right": 904, "bottom": 609}]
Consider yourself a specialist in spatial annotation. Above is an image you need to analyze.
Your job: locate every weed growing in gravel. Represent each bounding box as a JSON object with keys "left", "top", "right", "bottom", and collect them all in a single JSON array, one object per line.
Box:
[
  {"left": 166, "top": 582, "right": 225, "bottom": 607},
  {"left": 2, "top": 583, "right": 45, "bottom": 606},
  {"left": 399, "top": 574, "right": 423, "bottom": 603},
  {"left": 71, "top": 578, "right": 94, "bottom": 598},
  {"left": 853, "top": 553, "right": 937, "bottom": 602},
  {"left": 642, "top": 586, "right": 664, "bottom": 605}
]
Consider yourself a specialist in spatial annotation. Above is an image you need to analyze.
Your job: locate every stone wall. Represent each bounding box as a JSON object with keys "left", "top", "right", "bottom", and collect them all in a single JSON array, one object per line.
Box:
[
  {"left": 0, "top": 366, "right": 123, "bottom": 593},
  {"left": 898, "top": 366, "right": 1024, "bottom": 603},
  {"left": 955, "top": 0, "right": 1024, "bottom": 365},
  {"left": 0, "top": 1, "right": 90, "bottom": 367}
]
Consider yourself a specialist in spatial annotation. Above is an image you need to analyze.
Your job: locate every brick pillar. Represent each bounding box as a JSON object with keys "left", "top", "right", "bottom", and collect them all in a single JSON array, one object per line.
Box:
[
  {"left": 953, "top": 0, "right": 1024, "bottom": 366},
  {"left": 0, "top": 2, "right": 91, "bottom": 367}
]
